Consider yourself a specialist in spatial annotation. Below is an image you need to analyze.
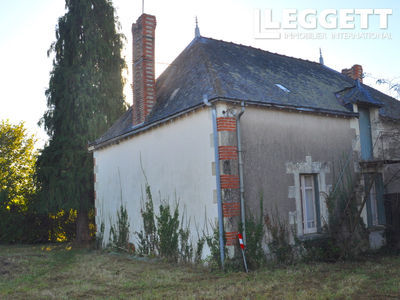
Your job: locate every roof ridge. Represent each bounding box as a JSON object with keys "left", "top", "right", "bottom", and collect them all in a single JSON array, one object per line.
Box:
[
  {"left": 198, "top": 36, "right": 325, "bottom": 68},
  {"left": 158, "top": 36, "right": 397, "bottom": 104}
]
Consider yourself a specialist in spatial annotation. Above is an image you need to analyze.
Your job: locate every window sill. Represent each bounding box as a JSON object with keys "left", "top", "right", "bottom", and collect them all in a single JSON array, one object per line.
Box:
[
  {"left": 297, "top": 232, "right": 328, "bottom": 241},
  {"left": 368, "top": 225, "right": 385, "bottom": 232}
]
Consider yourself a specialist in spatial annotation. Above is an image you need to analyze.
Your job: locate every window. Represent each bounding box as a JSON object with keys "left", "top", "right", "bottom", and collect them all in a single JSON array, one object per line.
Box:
[
  {"left": 286, "top": 156, "right": 329, "bottom": 237},
  {"left": 369, "top": 181, "right": 379, "bottom": 226},
  {"left": 365, "top": 173, "right": 386, "bottom": 227},
  {"left": 300, "top": 174, "right": 320, "bottom": 234},
  {"left": 358, "top": 106, "right": 373, "bottom": 161}
]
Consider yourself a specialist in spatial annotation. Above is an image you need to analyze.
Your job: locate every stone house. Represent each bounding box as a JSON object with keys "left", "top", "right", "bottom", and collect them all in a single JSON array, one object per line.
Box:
[{"left": 89, "top": 13, "right": 400, "bottom": 258}]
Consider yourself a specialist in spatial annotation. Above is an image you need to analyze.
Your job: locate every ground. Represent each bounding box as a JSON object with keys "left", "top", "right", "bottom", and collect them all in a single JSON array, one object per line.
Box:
[{"left": 0, "top": 244, "right": 399, "bottom": 299}]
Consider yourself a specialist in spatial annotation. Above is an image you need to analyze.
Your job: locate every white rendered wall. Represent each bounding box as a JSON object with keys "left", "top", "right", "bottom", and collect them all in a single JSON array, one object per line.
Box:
[{"left": 94, "top": 108, "right": 218, "bottom": 250}]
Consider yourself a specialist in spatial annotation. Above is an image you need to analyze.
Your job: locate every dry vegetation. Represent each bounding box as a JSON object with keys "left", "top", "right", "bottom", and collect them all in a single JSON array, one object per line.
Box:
[{"left": 1, "top": 244, "right": 400, "bottom": 299}]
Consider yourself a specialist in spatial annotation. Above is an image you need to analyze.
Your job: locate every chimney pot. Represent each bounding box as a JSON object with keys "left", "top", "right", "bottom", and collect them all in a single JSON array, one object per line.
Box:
[{"left": 341, "top": 64, "right": 363, "bottom": 83}]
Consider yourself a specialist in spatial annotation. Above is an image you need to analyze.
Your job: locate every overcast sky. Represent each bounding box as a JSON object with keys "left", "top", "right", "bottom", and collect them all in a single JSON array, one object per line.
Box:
[{"left": 1, "top": 0, "right": 399, "bottom": 148}]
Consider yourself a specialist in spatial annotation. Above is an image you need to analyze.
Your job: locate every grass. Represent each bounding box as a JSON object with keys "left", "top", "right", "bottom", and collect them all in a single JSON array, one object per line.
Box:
[{"left": 0, "top": 244, "right": 400, "bottom": 299}]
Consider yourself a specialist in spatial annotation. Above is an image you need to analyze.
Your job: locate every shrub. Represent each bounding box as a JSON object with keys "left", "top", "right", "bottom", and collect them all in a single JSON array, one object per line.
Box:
[
  {"left": 137, "top": 184, "right": 157, "bottom": 256},
  {"left": 156, "top": 202, "right": 180, "bottom": 261},
  {"left": 265, "top": 208, "right": 294, "bottom": 264},
  {"left": 240, "top": 195, "right": 266, "bottom": 269},
  {"left": 323, "top": 160, "right": 369, "bottom": 259},
  {"left": 179, "top": 215, "right": 194, "bottom": 263},
  {"left": 96, "top": 221, "right": 105, "bottom": 249},
  {"left": 205, "top": 225, "right": 225, "bottom": 269},
  {"left": 109, "top": 204, "right": 130, "bottom": 251}
]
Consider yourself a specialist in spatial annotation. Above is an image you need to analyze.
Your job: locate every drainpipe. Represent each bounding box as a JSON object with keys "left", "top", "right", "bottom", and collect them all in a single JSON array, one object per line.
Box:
[
  {"left": 203, "top": 95, "right": 225, "bottom": 268},
  {"left": 236, "top": 101, "right": 246, "bottom": 245}
]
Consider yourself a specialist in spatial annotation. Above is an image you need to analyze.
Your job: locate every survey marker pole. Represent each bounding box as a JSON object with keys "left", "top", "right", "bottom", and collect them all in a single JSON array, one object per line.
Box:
[{"left": 238, "top": 233, "right": 248, "bottom": 273}]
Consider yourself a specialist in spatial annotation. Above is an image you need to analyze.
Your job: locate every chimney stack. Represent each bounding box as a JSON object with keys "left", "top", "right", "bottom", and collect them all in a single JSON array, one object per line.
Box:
[
  {"left": 341, "top": 64, "right": 363, "bottom": 83},
  {"left": 132, "top": 14, "right": 156, "bottom": 125}
]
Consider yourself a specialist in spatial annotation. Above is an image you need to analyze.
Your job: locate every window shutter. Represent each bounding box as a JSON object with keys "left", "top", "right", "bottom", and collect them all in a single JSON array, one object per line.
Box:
[
  {"left": 375, "top": 173, "right": 386, "bottom": 225},
  {"left": 314, "top": 175, "right": 321, "bottom": 232}
]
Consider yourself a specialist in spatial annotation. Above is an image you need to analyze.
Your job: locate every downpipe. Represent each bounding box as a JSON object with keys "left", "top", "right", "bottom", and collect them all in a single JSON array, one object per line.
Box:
[
  {"left": 236, "top": 101, "right": 246, "bottom": 245},
  {"left": 203, "top": 95, "right": 225, "bottom": 268}
]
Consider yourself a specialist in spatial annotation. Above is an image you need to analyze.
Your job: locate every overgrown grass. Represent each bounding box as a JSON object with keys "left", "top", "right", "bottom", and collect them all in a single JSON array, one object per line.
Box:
[{"left": 1, "top": 244, "right": 400, "bottom": 299}]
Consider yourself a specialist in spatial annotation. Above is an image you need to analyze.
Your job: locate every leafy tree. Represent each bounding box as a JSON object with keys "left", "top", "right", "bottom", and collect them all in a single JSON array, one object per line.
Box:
[
  {"left": 0, "top": 120, "right": 36, "bottom": 208},
  {"left": 0, "top": 120, "right": 46, "bottom": 243},
  {"left": 37, "top": 0, "right": 127, "bottom": 243}
]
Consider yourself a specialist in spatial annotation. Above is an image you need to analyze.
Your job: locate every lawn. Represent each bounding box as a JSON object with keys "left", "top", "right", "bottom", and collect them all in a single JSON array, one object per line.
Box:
[{"left": 0, "top": 244, "right": 399, "bottom": 299}]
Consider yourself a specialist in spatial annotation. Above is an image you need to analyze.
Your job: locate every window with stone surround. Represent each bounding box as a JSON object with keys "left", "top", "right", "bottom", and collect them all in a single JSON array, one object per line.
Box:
[
  {"left": 300, "top": 174, "right": 320, "bottom": 234},
  {"left": 286, "top": 156, "right": 330, "bottom": 236}
]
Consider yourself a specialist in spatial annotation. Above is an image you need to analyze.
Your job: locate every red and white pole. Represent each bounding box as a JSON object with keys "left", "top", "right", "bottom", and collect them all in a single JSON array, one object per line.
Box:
[{"left": 238, "top": 233, "right": 248, "bottom": 273}]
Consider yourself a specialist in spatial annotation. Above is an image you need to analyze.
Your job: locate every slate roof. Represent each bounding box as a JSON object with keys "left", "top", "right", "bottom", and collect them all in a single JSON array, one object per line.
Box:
[
  {"left": 336, "top": 80, "right": 383, "bottom": 108},
  {"left": 91, "top": 36, "right": 400, "bottom": 147}
]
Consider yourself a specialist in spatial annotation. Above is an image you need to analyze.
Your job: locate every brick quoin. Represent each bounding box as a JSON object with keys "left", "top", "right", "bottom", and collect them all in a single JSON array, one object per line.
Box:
[
  {"left": 222, "top": 202, "right": 240, "bottom": 218},
  {"left": 225, "top": 231, "right": 238, "bottom": 246},
  {"left": 217, "top": 117, "right": 236, "bottom": 131},
  {"left": 220, "top": 174, "right": 240, "bottom": 189},
  {"left": 218, "top": 145, "right": 238, "bottom": 160}
]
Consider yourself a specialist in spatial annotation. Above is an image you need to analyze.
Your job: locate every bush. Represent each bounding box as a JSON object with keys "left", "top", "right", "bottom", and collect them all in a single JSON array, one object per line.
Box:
[
  {"left": 205, "top": 225, "right": 225, "bottom": 269},
  {"left": 179, "top": 216, "right": 194, "bottom": 263},
  {"left": 323, "top": 160, "right": 369, "bottom": 259},
  {"left": 240, "top": 196, "right": 266, "bottom": 269},
  {"left": 156, "top": 202, "right": 180, "bottom": 261},
  {"left": 265, "top": 209, "right": 294, "bottom": 264},
  {"left": 136, "top": 183, "right": 208, "bottom": 264},
  {"left": 109, "top": 204, "right": 130, "bottom": 251},
  {"left": 137, "top": 184, "right": 157, "bottom": 256},
  {"left": 300, "top": 236, "right": 341, "bottom": 262}
]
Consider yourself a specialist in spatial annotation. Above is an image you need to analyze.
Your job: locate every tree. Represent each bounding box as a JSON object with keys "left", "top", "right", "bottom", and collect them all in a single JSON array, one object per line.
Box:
[
  {"left": 0, "top": 120, "right": 36, "bottom": 208},
  {"left": 37, "top": 0, "right": 127, "bottom": 243},
  {"left": 0, "top": 120, "right": 42, "bottom": 243}
]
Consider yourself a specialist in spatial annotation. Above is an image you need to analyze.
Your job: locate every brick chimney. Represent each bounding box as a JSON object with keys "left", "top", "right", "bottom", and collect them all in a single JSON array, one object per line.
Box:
[
  {"left": 132, "top": 14, "right": 156, "bottom": 125},
  {"left": 341, "top": 64, "right": 363, "bottom": 83}
]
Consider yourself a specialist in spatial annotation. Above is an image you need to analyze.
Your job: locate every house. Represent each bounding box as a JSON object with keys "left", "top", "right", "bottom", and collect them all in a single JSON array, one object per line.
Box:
[{"left": 89, "top": 13, "right": 400, "bottom": 258}]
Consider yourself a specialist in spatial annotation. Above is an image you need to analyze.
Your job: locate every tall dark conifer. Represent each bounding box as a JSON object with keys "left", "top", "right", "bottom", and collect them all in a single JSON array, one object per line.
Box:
[{"left": 37, "top": 0, "right": 126, "bottom": 243}]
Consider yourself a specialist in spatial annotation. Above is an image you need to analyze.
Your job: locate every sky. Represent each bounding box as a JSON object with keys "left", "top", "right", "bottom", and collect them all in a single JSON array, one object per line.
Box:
[{"left": 0, "top": 0, "right": 399, "bottom": 149}]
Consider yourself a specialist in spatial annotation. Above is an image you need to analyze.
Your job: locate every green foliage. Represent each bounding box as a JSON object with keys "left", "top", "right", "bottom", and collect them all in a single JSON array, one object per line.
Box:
[
  {"left": 194, "top": 235, "right": 205, "bottom": 264},
  {"left": 0, "top": 121, "right": 50, "bottom": 243},
  {"left": 156, "top": 202, "right": 180, "bottom": 261},
  {"left": 205, "top": 225, "right": 225, "bottom": 269},
  {"left": 136, "top": 183, "right": 208, "bottom": 264},
  {"left": 137, "top": 184, "right": 157, "bottom": 256},
  {"left": 179, "top": 215, "right": 194, "bottom": 263},
  {"left": 48, "top": 209, "right": 77, "bottom": 242},
  {"left": 0, "top": 195, "right": 48, "bottom": 244},
  {"left": 109, "top": 204, "right": 130, "bottom": 251},
  {"left": 265, "top": 207, "right": 295, "bottom": 264},
  {"left": 0, "top": 120, "right": 36, "bottom": 208},
  {"left": 240, "top": 196, "right": 266, "bottom": 269},
  {"left": 300, "top": 236, "right": 341, "bottom": 262},
  {"left": 36, "top": 0, "right": 127, "bottom": 241},
  {"left": 96, "top": 221, "right": 105, "bottom": 249},
  {"left": 323, "top": 159, "right": 369, "bottom": 259}
]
